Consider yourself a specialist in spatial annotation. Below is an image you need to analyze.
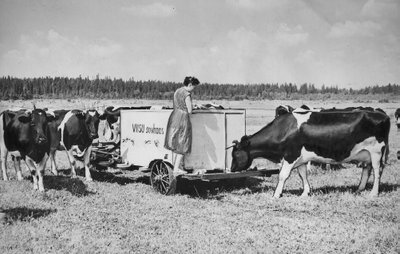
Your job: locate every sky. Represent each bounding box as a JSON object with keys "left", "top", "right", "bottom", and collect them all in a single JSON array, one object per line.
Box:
[{"left": 0, "top": 0, "right": 399, "bottom": 88}]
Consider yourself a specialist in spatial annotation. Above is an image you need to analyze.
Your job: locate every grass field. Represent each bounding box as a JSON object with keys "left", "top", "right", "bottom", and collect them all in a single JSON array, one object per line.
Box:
[{"left": 1, "top": 99, "right": 400, "bottom": 253}]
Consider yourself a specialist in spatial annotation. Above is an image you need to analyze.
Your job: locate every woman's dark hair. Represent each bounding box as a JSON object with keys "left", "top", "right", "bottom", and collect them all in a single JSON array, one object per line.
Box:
[{"left": 183, "top": 76, "right": 200, "bottom": 86}]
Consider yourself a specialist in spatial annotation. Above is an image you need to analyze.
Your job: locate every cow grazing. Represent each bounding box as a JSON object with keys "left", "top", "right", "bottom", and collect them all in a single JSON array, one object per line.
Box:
[
  {"left": 395, "top": 108, "right": 400, "bottom": 129},
  {"left": 48, "top": 109, "right": 100, "bottom": 181},
  {"left": 231, "top": 108, "right": 390, "bottom": 198},
  {"left": 1, "top": 108, "right": 53, "bottom": 191}
]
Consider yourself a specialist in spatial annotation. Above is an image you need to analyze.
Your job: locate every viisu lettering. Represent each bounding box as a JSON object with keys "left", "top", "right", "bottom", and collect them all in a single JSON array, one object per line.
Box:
[{"left": 132, "top": 123, "right": 164, "bottom": 135}]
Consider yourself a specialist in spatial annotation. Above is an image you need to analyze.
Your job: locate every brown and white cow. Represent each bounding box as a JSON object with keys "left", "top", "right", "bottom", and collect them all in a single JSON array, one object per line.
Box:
[
  {"left": 47, "top": 109, "right": 100, "bottom": 181},
  {"left": 1, "top": 108, "right": 53, "bottom": 191},
  {"left": 231, "top": 107, "right": 390, "bottom": 198}
]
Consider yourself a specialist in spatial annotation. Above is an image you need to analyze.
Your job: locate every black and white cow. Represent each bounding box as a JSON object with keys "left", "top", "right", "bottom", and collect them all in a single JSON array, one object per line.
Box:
[
  {"left": 1, "top": 109, "right": 28, "bottom": 181},
  {"left": 231, "top": 108, "right": 390, "bottom": 198},
  {"left": 99, "top": 106, "right": 156, "bottom": 143},
  {"left": 395, "top": 108, "right": 400, "bottom": 129},
  {"left": 99, "top": 106, "right": 129, "bottom": 143},
  {"left": 1, "top": 108, "right": 53, "bottom": 191},
  {"left": 47, "top": 109, "right": 100, "bottom": 181}
]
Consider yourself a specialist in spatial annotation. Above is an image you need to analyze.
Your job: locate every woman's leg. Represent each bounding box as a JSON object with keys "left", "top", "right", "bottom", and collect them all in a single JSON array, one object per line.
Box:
[{"left": 173, "top": 153, "right": 187, "bottom": 176}]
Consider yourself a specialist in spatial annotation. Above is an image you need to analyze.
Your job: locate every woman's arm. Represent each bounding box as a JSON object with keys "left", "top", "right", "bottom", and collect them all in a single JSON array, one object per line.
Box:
[{"left": 185, "top": 95, "right": 193, "bottom": 114}]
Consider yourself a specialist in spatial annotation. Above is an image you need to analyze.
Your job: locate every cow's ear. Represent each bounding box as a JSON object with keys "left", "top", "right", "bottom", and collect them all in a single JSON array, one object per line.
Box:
[
  {"left": 18, "top": 114, "right": 31, "bottom": 123},
  {"left": 99, "top": 113, "right": 107, "bottom": 120},
  {"left": 76, "top": 111, "right": 86, "bottom": 119},
  {"left": 5, "top": 111, "right": 16, "bottom": 121},
  {"left": 240, "top": 136, "right": 250, "bottom": 148},
  {"left": 46, "top": 113, "right": 55, "bottom": 121}
]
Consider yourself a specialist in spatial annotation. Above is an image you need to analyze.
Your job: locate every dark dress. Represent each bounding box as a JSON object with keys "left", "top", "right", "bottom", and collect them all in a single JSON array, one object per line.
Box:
[{"left": 164, "top": 87, "right": 192, "bottom": 154}]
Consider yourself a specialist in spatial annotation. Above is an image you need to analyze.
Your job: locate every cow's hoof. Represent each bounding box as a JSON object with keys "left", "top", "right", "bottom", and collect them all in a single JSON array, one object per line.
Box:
[
  {"left": 368, "top": 192, "right": 378, "bottom": 198},
  {"left": 300, "top": 193, "right": 310, "bottom": 197},
  {"left": 51, "top": 170, "right": 58, "bottom": 176},
  {"left": 86, "top": 178, "right": 93, "bottom": 182}
]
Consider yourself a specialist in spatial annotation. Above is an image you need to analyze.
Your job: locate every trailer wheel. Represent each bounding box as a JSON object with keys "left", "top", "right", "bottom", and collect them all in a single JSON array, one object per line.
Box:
[{"left": 150, "top": 160, "right": 176, "bottom": 195}]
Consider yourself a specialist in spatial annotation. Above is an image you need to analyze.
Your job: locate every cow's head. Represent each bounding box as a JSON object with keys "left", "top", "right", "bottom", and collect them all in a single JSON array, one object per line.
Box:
[
  {"left": 99, "top": 107, "right": 122, "bottom": 141},
  {"left": 231, "top": 136, "right": 252, "bottom": 172},
  {"left": 27, "top": 108, "right": 53, "bottom": 145},
  {"left": 395, "top": 108, "right": 400, "bottom": 129},
  {"left": 85, "top": 109, "right": 100, "bottom": 140},
  {"left": 99, "top": 106, "right": 120, "bottom": 127}
]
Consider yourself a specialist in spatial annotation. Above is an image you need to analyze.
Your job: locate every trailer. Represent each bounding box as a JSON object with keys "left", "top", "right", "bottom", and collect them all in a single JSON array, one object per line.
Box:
[{"left": 92, "top": 107, "right": 279, "bottom": 194}]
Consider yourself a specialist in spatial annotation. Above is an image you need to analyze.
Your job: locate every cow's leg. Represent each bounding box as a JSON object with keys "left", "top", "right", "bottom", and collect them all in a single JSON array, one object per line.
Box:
[
  {"left": 36, "top": 154, "right": 49, "bottom": 192},
  {"left": 13, "top": 156, "right": 23, "bottom": 181},
  {"left": 83, "top": 145, "right": 93, "bottom": 182},
  {"left": 25, "top": 158, "right": 38, "bottom": 190},
  {"left": 356, "top": 164, "right": 371, "bottom": 193},
  {"left": 49, "top": 149, "right": 58, "bottom": 176},
  {"left": 369, "top": 153, "right": 382, "bottom": 197},
  {"left": 273, "top": 159, "right": 295, "bottom": 198},
  {"left": 1, "top": 149, "right": 8, "bottom": 181},
  {"left": 65, "top": 149, "right": 77, "bottom": 178},
  {"left": 298, "top": 164, "right": 310, "bottom": 197},
  {"left": 306, "top": 161, "right": 311, "bottom": 172}
]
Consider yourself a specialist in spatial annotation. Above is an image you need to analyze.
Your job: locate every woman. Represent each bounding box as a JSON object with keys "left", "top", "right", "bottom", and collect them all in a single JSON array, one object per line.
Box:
[{"left": 164, "top": 76, "right": 200, "bottom": 176}]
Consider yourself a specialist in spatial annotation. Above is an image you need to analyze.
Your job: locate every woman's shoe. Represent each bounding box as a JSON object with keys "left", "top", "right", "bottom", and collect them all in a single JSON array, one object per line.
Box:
[{"left": 173, "top": 168, "right": 187, "bottom": 177}]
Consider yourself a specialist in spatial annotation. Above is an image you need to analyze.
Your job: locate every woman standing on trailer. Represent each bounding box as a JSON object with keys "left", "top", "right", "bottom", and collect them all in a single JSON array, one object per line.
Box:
[{"left": 164, "top": 76, "right": 200, "bottom": 176}]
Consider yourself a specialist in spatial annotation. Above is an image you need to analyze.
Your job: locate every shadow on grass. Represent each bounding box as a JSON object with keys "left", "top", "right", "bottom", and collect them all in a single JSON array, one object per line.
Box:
[
  {"left": 285, "top": 182, "right": 399, "bottom": 196},
  {"left": 70, "top": 167, "right": 150, "bottom": 186},
  {"left": 178, "top": 177, "right": 265, "bottom": 199},
  {"left": 57, "top": 166, "right": 149, "bottom": 186},
  {"left": 178, "top": 176, "right": 399, "bottom": 199},
  {"left": 1, "top": 207, "right": 56, "bottom": 224},
  {"left": 43, "top": 175, "right": 94, "bottom": 197},
  {"left": 89, "top": 169, "right": 149, "bottom": 185}
]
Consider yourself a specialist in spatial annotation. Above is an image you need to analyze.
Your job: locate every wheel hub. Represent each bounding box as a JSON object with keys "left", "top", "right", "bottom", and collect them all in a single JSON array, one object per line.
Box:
[{"left": 154, "top": 174, "right": 164, "bottom": 182}]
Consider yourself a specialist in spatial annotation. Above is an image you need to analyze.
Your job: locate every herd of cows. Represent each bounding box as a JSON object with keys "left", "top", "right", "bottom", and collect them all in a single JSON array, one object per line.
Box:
[
  {"left": 0, "top": 104, "right": 398, "bottom": 198},
  {"left": 0, "top": 106, "right": 120, "bottom": 191}
]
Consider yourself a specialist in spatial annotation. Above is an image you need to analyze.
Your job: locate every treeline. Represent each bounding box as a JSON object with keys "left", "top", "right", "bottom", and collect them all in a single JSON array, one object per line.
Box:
[{"left": 0, "top": 76, "right": 399, "bottom": 100}]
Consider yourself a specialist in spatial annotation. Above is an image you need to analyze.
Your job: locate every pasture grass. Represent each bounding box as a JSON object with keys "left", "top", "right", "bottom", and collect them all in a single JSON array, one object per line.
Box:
[{"left": 1, "top": 99, "right": 400, "bottom": 253}]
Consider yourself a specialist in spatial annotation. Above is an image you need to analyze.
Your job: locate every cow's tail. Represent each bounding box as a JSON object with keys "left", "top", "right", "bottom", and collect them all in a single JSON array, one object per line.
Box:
[{"left": 382, "top": 116, "right": 390, "bottom": 166}]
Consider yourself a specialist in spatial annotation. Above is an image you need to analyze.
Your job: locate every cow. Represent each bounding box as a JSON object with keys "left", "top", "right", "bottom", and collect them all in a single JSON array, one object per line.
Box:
[
  {"left": 47, "top": 109, "right": 100, "bottom": 181},
  {"left": 0, "top": 109, "right": 29, "bottom": 181},
  {"left": 1, "top": 108, "right": 53, "bottom": 191},
  {"left": 274, "top": 105, "right": 338, "bottom": 171},
  {"left": 98, "top": 106, "right": 130, "bottom": 143},
  {"left": 231, "top": 108, "right": 390, "bottom": 198},
  {"left": 99, "top": 106, "right": 158, "bottom": 143},
  {"left": 395, "top": 108, "right": 400, "bottom": 129}
]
